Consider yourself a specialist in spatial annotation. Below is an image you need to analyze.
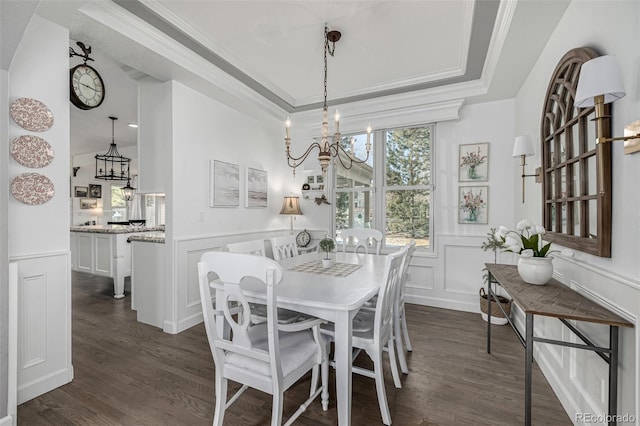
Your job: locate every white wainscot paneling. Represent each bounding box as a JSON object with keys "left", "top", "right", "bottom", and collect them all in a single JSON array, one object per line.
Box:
[
  {"left": 20, "top": 274, "right": 46, "bottom": 369},
  {"left": 443, "top": 244, "right": 486, "bottom": 295}
]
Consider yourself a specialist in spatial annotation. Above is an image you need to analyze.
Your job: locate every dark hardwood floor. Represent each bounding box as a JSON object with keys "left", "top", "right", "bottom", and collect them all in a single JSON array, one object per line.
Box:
[{"left": 17, "top": 271, "right": 571, "bottom": 425}]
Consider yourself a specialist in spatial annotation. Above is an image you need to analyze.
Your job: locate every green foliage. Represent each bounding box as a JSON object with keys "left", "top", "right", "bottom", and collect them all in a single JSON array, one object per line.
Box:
[{"left": 319, "top": 237, "right": 335, "bottom": 259}]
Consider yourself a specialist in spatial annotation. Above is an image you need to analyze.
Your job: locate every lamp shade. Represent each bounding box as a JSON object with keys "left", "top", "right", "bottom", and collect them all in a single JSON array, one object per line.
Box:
[
  {"left": 574, "top": 55, "right": 626, "bottom": 107},
  {"left": 513, "top": 135, "right": 535, "bottom": 158},
  {"left": 279, "top": 196, "right": 303, "bottom": 215}
]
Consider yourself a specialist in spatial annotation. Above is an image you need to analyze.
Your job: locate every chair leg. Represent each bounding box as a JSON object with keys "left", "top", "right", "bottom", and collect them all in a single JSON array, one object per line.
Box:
[
  {"left": 388, "top": 337, "right": 402, "bottom": 389},
  {"left": 372, "top": 349, "right": 392, "bottom": 425},
  {"left": 321, "top": 357, "right": 329, "bottom": 411},
  {"left": 401, "top": 309, "right": 412, "bottom": 352},
  {"left": 310, "top": 365, "right": 319, "bottom": 396},
  {"left": 213, "top": 375, "right": 227, "bottom": 426},
  {"left": 272, "top": 391, "right": 284, "bottom": 426},
  {"left": 394, "top": 316, "right": 409, "bottom": 375}
]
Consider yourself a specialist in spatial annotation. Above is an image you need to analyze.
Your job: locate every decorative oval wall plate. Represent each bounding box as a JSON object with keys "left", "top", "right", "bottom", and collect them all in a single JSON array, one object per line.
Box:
[
  {"left": 10, "top": 97, "right": 54, "bottom": 132},
  {"left": 10, "top": 135, "right": 54, "bottom": 168},
  {"left": 10, "top": 173, "right": 55, "bottom": 205}
]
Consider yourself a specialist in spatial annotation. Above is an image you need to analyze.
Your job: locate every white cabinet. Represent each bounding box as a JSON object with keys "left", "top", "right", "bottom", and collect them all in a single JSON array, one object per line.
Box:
[
  {"left": 131, "top": 241, "right": 165, "bottom": 328},
  {"left": 70, "top": 231, "right": 134, "bottom": 299}
]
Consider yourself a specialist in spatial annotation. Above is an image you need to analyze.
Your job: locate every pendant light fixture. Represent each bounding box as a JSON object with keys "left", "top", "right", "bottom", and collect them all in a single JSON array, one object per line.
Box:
[
  {"left": 95, "top": 116, "right": 131, "bottom": 181},
  {"left": 284, "top": 25, "right": 371, "bottom": 177},
  {"left": 121, "top": 178, "right": 136, "bottom": 201}
]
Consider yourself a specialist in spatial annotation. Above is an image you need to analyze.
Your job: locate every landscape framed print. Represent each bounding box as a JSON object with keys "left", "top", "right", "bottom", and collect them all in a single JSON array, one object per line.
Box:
[
  {"left": 210, "top": 160, "right": 239, "bottom": 207},
  {"left": 246, "top": 167, "right": 267, "bottom": 208}
]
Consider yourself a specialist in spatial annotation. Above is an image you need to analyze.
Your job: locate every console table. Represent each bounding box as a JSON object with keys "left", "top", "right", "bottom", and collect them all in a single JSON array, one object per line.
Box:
[{"left": 485, "top": 264, "right": 633, "bottom": 426}]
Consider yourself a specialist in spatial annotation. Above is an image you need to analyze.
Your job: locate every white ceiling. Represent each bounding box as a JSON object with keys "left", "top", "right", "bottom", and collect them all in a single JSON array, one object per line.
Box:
[{"left": 24, "top": 0, "right": 571, "bottom": 155}]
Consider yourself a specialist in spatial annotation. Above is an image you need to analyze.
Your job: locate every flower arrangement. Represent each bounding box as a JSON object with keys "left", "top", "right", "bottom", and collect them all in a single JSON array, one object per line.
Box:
[
  {"left": 460, "top": 146, "right": 487, "bottom": 168},
  {"left": 495, "top": 220, "right": 555, "bottom": 258},
  {"left": 319, "top": 237, "right": 335, "bottom": 260},
  {"left": 460, "top": 188, "right": 485, "bottom": 222}
]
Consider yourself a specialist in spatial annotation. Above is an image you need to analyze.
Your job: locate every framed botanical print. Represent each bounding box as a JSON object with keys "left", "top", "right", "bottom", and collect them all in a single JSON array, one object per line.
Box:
[
  {"left": 210, "top": 160, "right": 239, "bottom": 207},
  {"left": 459, "top": 143, "right": 489, "bottom": 182},
  {"left": 458, "top": 186, "right": 488, "bottom": 224}
]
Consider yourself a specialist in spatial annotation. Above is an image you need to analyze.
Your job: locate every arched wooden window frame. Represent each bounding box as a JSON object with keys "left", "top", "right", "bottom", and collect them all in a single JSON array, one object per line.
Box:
[{"left": 540, "top": 47, "right": 612, "bottom": 257}]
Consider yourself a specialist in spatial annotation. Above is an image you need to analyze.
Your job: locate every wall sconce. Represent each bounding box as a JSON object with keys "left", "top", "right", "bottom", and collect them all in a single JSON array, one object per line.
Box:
[
  {"left": 513, "top": 135, "right": 542, "bottom": 203},
  {"left": 575, "top": 55, "right": 640, "bottom": 194},
  {"left": 279, "top": 196, "right": 303, "bottom": 234}
]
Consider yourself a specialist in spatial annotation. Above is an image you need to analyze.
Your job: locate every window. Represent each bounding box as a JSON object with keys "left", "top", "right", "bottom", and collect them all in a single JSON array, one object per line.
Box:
[
  {"left": 110, "top": 183, "right": 128, "bottom": 221},
  {"left": 333, "top": 124, "right": 433, "bottom": 250}
]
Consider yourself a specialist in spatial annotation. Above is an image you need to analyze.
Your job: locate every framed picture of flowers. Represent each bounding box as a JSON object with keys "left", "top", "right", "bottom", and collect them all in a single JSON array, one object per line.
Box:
[
  {"left": 459, "top": 186, "right": 488, "bottom": 224},
  {"left": 459, "top": 142, "right": 489, "bottom": 182}
]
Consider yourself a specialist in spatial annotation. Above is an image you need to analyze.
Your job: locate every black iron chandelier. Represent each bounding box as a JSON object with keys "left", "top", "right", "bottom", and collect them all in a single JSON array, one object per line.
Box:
[
  {"left": 284, "top": 25, "right": 371, "bottom": 177},
  {"left": 95, "top": 116, "right": 131, "bottom": 181}
]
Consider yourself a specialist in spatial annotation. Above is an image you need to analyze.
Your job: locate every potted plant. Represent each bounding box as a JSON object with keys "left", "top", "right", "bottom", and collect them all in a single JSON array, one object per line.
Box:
[
  {"left": 480, "top": 227, "right": 511, "bottom": 325},
  {"left": 319, "top": 236, "right": 335, "bottom": 268}
]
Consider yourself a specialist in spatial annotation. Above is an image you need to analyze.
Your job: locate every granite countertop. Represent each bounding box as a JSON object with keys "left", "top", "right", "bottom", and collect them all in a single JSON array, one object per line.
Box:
[
  {"left": 127, "top": 232, "right": 165, "bottom": 244},
  {"left": 70, "top": 225, "right": 165, "bottom": 234}
]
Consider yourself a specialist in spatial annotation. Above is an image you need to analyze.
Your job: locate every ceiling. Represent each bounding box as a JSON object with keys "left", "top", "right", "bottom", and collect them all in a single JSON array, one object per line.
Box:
[{"left": 22, "top": 0, "right": 571, "bottom": 155}]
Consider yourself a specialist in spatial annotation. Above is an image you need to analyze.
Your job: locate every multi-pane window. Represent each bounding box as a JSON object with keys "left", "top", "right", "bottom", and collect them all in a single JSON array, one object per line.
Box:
[
  {"left": 333, "top": 125, "right": 433, "bottom": 250},
  {"left": 110, "top": 183, "right": 128, "bottom": 221}
]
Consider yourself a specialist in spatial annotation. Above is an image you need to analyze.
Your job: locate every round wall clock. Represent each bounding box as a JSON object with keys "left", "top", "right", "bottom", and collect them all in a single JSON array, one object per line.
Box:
[
  {"left": 70, "top": 64, "right": 105, "bottom": 110},
  {"left": 296, "top": 229, "right": 311, "bottom": 247}
]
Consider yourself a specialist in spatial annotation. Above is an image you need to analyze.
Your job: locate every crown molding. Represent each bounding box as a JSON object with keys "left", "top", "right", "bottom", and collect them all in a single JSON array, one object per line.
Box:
[{"left": 479, "top": 0, "right": 519, "bottom": 89}]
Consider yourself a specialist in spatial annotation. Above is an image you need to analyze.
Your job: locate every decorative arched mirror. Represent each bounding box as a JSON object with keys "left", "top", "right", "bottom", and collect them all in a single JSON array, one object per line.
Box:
[{"left": 540, "top": 47, "right": 611, "bottom": 257}]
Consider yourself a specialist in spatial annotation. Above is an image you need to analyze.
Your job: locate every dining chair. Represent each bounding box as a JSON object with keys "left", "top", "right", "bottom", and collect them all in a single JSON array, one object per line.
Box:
[
  {"left": 320, "top": 245, "right": 408, "bottom": 426},
  {"left": 269, "top": 235, "right": 300, "bottom": 261},
  {"left": 338, "top": 228, "right": 383, "bottom": 255},
  {"left": 394, "top": 239, "right": 416, "bottom": 374},
  {"left": 197, "top": 251, "right": 329, "bottom": 426},
  {"left": 226, "top": 239, "right": 267, "bottom": 257},
  {"left": 226, "top": 239, "right": 302, "bottom": 325}
]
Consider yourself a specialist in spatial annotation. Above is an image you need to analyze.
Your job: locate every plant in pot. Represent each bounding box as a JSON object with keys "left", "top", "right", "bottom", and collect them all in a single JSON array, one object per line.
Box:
[
  {"left": 495, "top": 220, "right": 557, "bottom": 285},
  {"left": 319, "top": 236, "right": 335, "bottom": 268},
  {"left": 480, "top": 227, "right": 511, "bottom": 325}
]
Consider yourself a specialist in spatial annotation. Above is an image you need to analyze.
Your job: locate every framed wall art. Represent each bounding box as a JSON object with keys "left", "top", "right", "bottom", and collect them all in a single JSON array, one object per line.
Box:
[
  {"left": 75, "top": 186, "right": 88, "bottom": 197},
  {"left": 458, "top": 186, "right": 488, "bottom": 224},
  {"left": 89, "top": 183, "right": 102, "bottom": 198},
  {"left": 210, "top": 160, "right": 239, "bottom": 207},
  {"left": 246, "top": 167, "right": 267, "bottom": 208},
  {"left": 80, "top": 198, "right": 98, "bottom": 209},
  {"left": 459, "top": 142, "right": 489, "bottom": 182}
]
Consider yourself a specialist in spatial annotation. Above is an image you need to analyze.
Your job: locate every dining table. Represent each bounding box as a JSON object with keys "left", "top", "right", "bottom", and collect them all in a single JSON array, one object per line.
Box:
[{"left": 212, "top": 251, "right": 386, "bottom": 425}]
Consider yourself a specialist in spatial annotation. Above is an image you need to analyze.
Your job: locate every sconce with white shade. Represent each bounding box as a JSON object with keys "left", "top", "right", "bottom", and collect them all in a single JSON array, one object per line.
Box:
[
  {"left": 574, "top": 55, "right": 640, "bottom": 194},
  {"left": 513, "top": 135, "right": 542, "bottom": 203},
  {"left": 279, "top": 196, "right": 303, "bottom": 234}
]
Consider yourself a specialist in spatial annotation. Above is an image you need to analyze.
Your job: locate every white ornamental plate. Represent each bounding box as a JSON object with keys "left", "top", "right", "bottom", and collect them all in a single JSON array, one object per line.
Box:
[
  {"left": 10, "top": 135, "right": 54, "bottom": 168},
  {"left": 10, "top": 173, "right": 55, "bottom": 205},
  {"left": 10, "top": 98, "right": 54, "bottom": 132}
]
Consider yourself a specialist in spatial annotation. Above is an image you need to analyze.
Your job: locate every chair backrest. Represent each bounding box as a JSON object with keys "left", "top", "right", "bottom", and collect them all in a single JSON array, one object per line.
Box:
[
  {"left": 373, "top": 245, "right": 408, "bottom": 343},
  {"left": 197, "top": 252, "right": 285, "bottom": 388},
  {"left": 397, "top": 239, "right": 416, "bottom": 307},
  {"left": 269, "top": 235, "right": 299, "bottom": 261},
  {"left": 226, "top": 239, "right": 267, "bottom": 257},
  {"left": 338, "top": 228, "right": 383, "bottom": 255}
]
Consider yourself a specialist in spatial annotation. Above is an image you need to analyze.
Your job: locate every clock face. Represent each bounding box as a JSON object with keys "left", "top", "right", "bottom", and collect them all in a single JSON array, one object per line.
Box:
[
  {"left": 70, "top": 64, "right": 105, "bottom": 110},
  {"left": 296, "top": 229, "right": 311, "bottom": 247}
]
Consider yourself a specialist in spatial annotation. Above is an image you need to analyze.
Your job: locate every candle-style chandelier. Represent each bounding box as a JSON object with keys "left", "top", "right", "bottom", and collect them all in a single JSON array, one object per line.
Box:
[
  {"left": 95, "top": 116, "right": 131, "bottom": 181},
  {"left": 284, "top": 25, "right": 371, "bottom": 177}
]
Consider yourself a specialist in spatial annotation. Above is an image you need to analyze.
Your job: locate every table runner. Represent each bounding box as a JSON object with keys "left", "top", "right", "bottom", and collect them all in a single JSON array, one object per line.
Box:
[{"left": 288, "top": 260, "right": 362, "bottom": 277}]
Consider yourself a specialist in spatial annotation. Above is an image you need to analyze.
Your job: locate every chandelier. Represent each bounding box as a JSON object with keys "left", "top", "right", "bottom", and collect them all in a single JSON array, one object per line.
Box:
[
  {"left": 95, "top": 116, "right": 131, "bottom": 181},
  {"left": 284, "top": 26, "right": 371, "bottom": 177}
]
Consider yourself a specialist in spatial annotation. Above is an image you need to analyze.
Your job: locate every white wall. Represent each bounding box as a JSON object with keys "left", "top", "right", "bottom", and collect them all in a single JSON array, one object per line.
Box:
[
  {"left": 8, "top": 15, "right": 73, "bottom": 404},
  {"left": 1, "top": 66, "right": 10, "bottom": 422},
  {"left": 514, "top": 1, "right": 639, "bottom": 423}
]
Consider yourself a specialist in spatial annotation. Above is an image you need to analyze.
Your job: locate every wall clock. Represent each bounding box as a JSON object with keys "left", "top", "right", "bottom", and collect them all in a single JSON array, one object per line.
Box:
[
  {"left": 70, "top": 64, "right": 105, "bottom": 110},
  {"left": 296, "top": 229, "right": 311, "bottom": 247}
]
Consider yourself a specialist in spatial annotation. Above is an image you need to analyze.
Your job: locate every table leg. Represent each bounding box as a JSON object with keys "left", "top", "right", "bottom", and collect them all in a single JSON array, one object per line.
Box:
[
  {"left": 334, "top": 310, "right": 354, "bottom": 426},
  {"left": 487, "top": 280, "right": 492, "bottom": 354},
  {"left": 608, "top": 326, "right": 619, "bottom": 426},
  {"left": 525, "top": 313, "right": 533, "bottom": 426}
]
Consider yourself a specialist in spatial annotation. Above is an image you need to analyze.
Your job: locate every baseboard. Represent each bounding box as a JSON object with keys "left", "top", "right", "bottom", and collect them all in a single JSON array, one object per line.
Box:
[
  {"left": 175, "top": 312, "right": 204, "bottom": 334},
  {"left": 0, "top": 415, "right": 14, "bottom": 426},
  {"left": 17, "top": 366, "right": 73, "bottom": 405},
  {"left": 406, "top": 295, "right": 478, "bottom": 313}
]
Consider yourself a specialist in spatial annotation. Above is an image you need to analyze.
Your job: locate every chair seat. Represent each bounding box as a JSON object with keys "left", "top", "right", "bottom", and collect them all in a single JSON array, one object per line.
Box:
[
  {"left": 320, "top": 309, "right": 375, "bottom": 337},
  {"left": 227, "top": 324, "right": 324, "bottom": 377},
  {"left": 249, "top": 303, "right": 305, "bottom": 324}
]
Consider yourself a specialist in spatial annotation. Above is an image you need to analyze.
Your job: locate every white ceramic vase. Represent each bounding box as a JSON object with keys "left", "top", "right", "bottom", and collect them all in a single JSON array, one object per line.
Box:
[
  {"left": 322, "top": 258, "right": 333, "bottom": 269},
  {"left": 517, "top": 256, "right": 553, "bottom": 285}
]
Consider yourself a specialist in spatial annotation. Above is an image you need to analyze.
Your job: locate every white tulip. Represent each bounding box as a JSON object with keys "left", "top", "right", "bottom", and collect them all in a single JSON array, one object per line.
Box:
[
  {"left": 517, "top": 219, "right": 533, "bottom": 231},
  {"left": 505, "top": 235, "right": 520, "bottom": 248},
  {"left": 520, "top": 249, "right": 534, "bottom": 257},
  {"left": 533, "top": 225, "right": 546, "bottom": 235}
]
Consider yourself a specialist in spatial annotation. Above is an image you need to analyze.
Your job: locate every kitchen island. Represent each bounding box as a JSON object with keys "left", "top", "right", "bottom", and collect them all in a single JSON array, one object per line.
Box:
[{"left": 70, "top": 225, "right": 164, "bottom": 298}]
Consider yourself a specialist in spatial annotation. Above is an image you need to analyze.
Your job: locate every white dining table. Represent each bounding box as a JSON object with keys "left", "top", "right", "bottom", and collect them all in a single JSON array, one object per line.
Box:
[{"left": 214, "top": 251, "right": 386, "bottom": 425}]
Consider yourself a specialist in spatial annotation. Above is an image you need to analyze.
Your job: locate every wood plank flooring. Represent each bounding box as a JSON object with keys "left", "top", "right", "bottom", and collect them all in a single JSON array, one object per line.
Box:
[{"left": 17, "top": 271, "right": 571, "bottom": 425}]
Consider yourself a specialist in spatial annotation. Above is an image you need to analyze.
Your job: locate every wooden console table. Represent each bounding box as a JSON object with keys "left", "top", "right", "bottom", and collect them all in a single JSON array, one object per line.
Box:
[{"left": 485, "top": 264, "right": 633, "bottom": 426}]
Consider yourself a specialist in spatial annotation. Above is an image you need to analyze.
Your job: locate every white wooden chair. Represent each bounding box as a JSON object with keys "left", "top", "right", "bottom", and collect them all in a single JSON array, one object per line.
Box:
[
  {"left": 320, "top": 245, "right": 408, "bottom": 425},
  {"left": 394, "top": 239, "right": 416, "bottom": 374},
  {"left": 269, "top": 235, "right": 299, "bottom": 261},
  {"left": 337, "top": 228, "right": 383, "bottom": 255},
  {"left": 197, "top": 251, "right": 329, "bottom": 426},
  {"left": 226, "top": 239, "right": 302, "bottom": 325},
  {"left": 226, "top": 239, "right": 267, "bottom": 257}
]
